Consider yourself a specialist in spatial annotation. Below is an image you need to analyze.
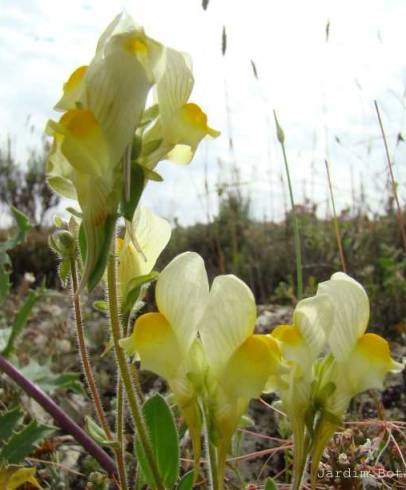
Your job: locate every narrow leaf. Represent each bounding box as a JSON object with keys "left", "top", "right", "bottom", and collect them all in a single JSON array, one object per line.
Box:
[
  {"left": 0, "top": 208, "right": 31, "bottom": 304},
  {"left": 177, "top": 470, "right": 194, "bottom": 490},
  {"left": 85, "top": 417, "right": 118, "bottom": 449},
  {"left": 2, "top": 289, "right": 43, "bottom": 357},
  {"left": 121, "top": 271, "right": 159, "bottom": 314},
  {"left": 93, "top": 300, "right": 109, "bottom": 313},
  {"left": 121, "top": 162, "right": 145, "bottom": 222},
  {"left": 135, "top": 394, "right": 180, "bottom": 488}
]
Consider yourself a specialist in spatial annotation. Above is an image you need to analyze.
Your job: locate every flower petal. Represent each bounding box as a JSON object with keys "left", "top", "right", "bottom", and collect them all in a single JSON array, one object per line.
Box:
[
  {"left": 155, "top": 252, "right": 209, "bottom": 354},
  {"left": 199, "top": 274, "right": 256, "bottom": 374},
  {"left": 54, "top": 65, "right": 88, "bottom": 111},
  {"left": 118, "top": 208, "right": 171, "bottom": 298},
  {"left": 317, "top": 272, "right": 369, "bottom": 361},
  {"left": 120, "top": 312, "right": 182, "bottom": 380},
  {"left": 293, "top": 294, "right": 332, "bottom": 359},
  {"left": 219, "top": 334, "right": 281, "bottom": 402},
  {"left": 83, "top": 14, "right": 164, "bottom": 166},
  {"left": 344, "top": 333, "right": 403, "bottom": 394},
  {"left": 155, "top": 47, "right": 194, "bottom": 125}
]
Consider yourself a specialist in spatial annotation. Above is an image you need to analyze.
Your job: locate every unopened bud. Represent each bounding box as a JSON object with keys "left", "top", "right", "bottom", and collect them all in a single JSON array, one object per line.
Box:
[{"left": 49, "top": 230, "right": 76, "bottom": 258}]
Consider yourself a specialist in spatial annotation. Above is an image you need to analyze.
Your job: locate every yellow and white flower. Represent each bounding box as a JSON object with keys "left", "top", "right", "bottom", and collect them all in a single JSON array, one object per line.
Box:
[
  {"left": 120, "top": 253, "right": 281, "bottom": 485},
  {"left": 309, "top": 272, "right": 403, "bottom": 483},
  {"left": 270, "top": 294, "right": 333, "bottom": 489},
  {"left": 270, "top": 273, "right": 403, "bottom": 489},
  {"left": 120, "top": 252, "right": 209, "bottom": 469},
  {"left": 139, "top": 47, "right": 220, "bottom": 168},
  {"left": 198, "top": 274, "right": 282, "bottom": 485},
  {"left": 117, "top": 207, "right": 171, "bottom": 310},
  {"left": 47, "top": 13, "right": 165, "bottom": 290}
]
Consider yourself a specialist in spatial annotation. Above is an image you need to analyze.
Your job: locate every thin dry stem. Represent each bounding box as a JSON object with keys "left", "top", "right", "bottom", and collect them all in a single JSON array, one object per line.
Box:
[
  {"left": 374, "top": 100, "right": 406, "bottom": 256},
  {"left": 324, "top": 159, "right": 347, "bottom": 272}
]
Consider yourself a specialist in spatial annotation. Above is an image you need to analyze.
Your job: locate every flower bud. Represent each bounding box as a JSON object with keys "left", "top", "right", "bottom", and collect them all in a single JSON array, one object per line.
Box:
[{"left": 49, "top": 230, "right": 76, "bottom": 258}]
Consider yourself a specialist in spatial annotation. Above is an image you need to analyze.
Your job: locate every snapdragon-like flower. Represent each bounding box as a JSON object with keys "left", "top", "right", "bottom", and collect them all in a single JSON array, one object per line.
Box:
[
  {"left": 117, "top": 207, "right": 171, "bottom": 312},
  {"left": 138, "top": 47, "right": 220, "bottom": 168},
  {"left": 309, "top": 273, "right": 403, "bottom": 483},
  {"left": 47, "top": 13, "right": 164, "bottom": 290},
  {"left": 271, "top": 272, "right": 403, "bottom": 489},
  {"left": 120, "top": 252, "right": 209, "bottom": 469},
  {"left": 270, "top": 294, "right": 333, "bottom": 487},
  {"left": 120, "top": 252, "right": 281, "bottom": 484}
]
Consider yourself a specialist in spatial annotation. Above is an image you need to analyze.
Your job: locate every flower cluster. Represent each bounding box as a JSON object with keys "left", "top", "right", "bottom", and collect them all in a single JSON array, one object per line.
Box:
[
  {"left": 46, "top": 12, "right": 218, "bottom": 290},
  {"left": 45, "top": 12, "right": 403, "bottom": 490},
  {"left": 271, "top": 273, "right": 403, "bottom": 487},
  {"left": 117, "top": 216, "right": 402, "bottom": 487}
]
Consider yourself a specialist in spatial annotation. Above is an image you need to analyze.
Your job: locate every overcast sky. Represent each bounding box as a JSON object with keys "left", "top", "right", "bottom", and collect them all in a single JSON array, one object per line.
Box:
[{"left": 1, "top": 0, "right": 406, "bottom": 224}]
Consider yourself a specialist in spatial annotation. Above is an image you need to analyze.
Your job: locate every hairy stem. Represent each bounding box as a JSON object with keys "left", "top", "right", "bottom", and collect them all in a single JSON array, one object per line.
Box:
[
  {"left": 0, "top": 354, "right": 117, "bottom": 477},
  {"left": 107, "top": 241, "right": 164, "bottom": 490},
  {"left": 70, "top": 258, "right": 112, "bottom": 438},
  {"left": 70, "top": 258, "right": 128, "bottom": 490}
]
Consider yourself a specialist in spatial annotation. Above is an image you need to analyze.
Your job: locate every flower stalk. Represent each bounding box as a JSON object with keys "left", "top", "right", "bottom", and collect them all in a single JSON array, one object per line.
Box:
[
  {"left": 107, "top": 238, "right": 164, "bottom": 490},
  {"left": 70, "top": 257, "right": 128, "bottom": 490}
]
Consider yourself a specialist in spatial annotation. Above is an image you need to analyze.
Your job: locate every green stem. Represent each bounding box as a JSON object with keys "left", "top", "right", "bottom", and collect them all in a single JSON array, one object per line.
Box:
[
  {"left": 107, "top": 242, "right": 164, "bottom": 490},
  {"left": 202, "top": 403, "right": 219, "bottom": 490},
  {"left": 273, "top": 110, "right": 303, "bottom": 300},
  {"left": 70, "top": 258, "right": 128, "bottom": 490}
]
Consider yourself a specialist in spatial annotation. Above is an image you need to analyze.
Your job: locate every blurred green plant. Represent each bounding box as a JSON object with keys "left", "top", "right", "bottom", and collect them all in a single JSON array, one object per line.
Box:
[{"left": 0, "top": 139, "right": 59, "bottom": 226}]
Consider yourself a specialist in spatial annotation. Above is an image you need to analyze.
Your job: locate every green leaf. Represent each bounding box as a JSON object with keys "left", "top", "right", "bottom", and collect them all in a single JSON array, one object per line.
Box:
[
  {"left": 177, "top": 470, "right": 194, "bottom": 490},
  {"left": 0, "top": 207, "right": 31, "bottom": 304},
  {"left": 140, "top": 105, "right": 159, "bottom": 128},
  {"left": 80, "top": 213, "right": 117, "bottom": 292},
  {"left": 141, "top": 139, "right": 163, "bottom": 157},
  {"left": 58, "top": 258, "right": 71, "bottom": 287},
  {"left": 85, "top": 417, "right": 118, "bottom": 449},
  {"left": 0, "top": 420, "right": 54, "bottom": 464},
  {"left": 93, "top": 300, "right": 109, "bottom": 313},
  {"left": 140, "top": 164, "right": 163, "bottom": 183},
  {"left": 121, "top": 271, "right": 159, "bottom": 314},
  {"left": 135, "top": 394, "right": 179, "bottom": 489},
  {"left": 265, "top": 477, "right": 278, "bottom": 490},
  {"left": 19, "top": 361, "right": 85, "bottom": 396},
  {"left": 121, "top": 162, "right": 145, "bottom": 222},
  {"left": 2, "top": 288, "right": 43, "bottom": 358},
  {"left": 0, "top": 328, "right": 12, "bottom": 353},
  {"left": 0, "top": 408, "right": 23, "bottom": 444}
]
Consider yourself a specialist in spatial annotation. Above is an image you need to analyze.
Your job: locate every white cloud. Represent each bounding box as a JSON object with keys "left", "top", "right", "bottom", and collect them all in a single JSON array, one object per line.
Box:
[{"left": 0, "top": 0, "right": 405, "bottom": 224}]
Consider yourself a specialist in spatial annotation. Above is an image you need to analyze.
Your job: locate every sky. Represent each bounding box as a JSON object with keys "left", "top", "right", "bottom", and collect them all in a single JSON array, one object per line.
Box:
[{"left": 1, "top": 0, "right": 406, "bottom": 225}]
